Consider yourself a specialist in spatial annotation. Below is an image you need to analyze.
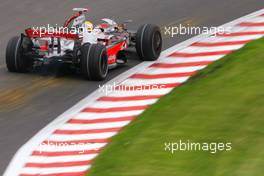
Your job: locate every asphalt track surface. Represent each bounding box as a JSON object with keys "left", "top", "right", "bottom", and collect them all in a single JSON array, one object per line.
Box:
[{"left": 0, "top": 0, "right": 264, "bottom": 174}]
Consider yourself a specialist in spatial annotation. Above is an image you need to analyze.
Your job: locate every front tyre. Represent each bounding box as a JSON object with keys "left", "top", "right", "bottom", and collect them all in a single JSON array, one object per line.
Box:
[
  {"left": 6, "top": 36, "right": 32, "bottom": 73},
  {"left": 136, "top": 24, "right": 162, "bottom": 61},
  {"left": 80, "top": 43, "right": 108, "bottom": 81}
]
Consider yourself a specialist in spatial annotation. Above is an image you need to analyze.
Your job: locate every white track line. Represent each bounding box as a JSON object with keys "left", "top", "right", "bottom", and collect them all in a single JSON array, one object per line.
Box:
[
  {"left": 137, "top": 66, "right": 206, "bottom": 74},
  {"left": 47, "top": 132, "right": 118, "bottom": 141},
  {"left": 59, "top": 121, "right": 131, "bottom": 131},
  {"left": 4, "top": 8, "right": 264, "bottom": 176},
  {"left": 122, "top": 77, "right": 190, "bottom": 85},
  {"left": 200, "top": 34, "right": 263, "bottom": 42},
  {"left": 21, "top": 165, "right": 90, "bottom": 175},
  {"left": 28, "top": 154, "right": 98, "bottom": 163},
  {"left": 88, "top": 99, "right": 158, "bottom": 108},
  {"left": 181, "top": 45, "right": 244, "bottom": 52}
]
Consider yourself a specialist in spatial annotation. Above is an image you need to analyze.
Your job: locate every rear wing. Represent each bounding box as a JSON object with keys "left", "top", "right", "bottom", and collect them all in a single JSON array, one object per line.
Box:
[{"left": 72, "top": 8, "right": 88, "bottom": 13}]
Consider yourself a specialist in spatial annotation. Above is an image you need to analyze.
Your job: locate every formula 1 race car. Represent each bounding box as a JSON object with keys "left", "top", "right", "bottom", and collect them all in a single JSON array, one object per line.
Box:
[{"left": 6, "top": 8, "right": 162, "bottom": 80}]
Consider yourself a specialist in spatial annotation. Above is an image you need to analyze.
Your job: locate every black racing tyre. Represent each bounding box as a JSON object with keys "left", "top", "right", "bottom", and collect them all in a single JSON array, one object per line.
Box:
[
  {"left": 80, "top": 43, "right": 108, "bottom": 81},
  {"left": 136, "top": 24, "right": 162, "bottom": 61},
  {"left": 6, "top": 36, "right": 33, "bottom": 73}
]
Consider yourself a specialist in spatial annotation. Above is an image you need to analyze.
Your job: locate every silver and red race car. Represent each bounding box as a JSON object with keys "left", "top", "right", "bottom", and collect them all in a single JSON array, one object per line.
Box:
[{"left": 5, "top": 8, "right": 162, "bottom": 80}]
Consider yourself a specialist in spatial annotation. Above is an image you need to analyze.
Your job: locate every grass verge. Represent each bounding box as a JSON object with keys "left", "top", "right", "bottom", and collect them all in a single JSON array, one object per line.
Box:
[{"left": 88, "top": 38, "right": 264, "bottom": 176}]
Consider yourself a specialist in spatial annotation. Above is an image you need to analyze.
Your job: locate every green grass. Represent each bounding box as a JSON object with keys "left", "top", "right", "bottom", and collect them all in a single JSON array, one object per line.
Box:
[{"left": 88, "top": 38, "right": 264, "bottom": 176}]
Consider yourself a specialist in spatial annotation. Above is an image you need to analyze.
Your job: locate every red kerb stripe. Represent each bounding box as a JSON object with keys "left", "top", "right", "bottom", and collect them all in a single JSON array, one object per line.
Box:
[
  {"left": 150, "top": 61, "right": 212, "bottom": 68},
  {"left": 191, "top": 40, "right": 250, "bottom": 47},
  {"left": 20, "top": 171, "right": 86, "bottom": 176},
  {"left": 169, "top": 50, "right": 232, "bottom": 57},
  {"left": 239, "top": 22, "right": 264, "bottom": 27},
  {"left": 25, "top": 160, "right": 91, "bottom": 168},
  {"left": 82, "top": 105, "right": 148, "bottom": 113},
  {"left": 67, "top": 116, "right": 135, "bottom": 124},
  {"left": 130, "top": 72, "right": 196, "bottom": 79}
]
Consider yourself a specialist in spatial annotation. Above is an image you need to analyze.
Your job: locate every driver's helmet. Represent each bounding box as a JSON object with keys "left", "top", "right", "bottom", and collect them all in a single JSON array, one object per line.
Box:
[{"left": 84, "top": 21, "right": 93, "bottom": 32}]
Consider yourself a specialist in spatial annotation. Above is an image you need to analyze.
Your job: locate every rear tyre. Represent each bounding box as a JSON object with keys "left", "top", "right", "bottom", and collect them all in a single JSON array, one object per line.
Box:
[
  {"left": 6, "top": 36, "right": 33, "bottom": 73},
  {"left": 80, "top": 43, "right": 108, "bottom": 81},
  {"left": 136, "top": 24, "right": 162, "bottom": 61}
]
